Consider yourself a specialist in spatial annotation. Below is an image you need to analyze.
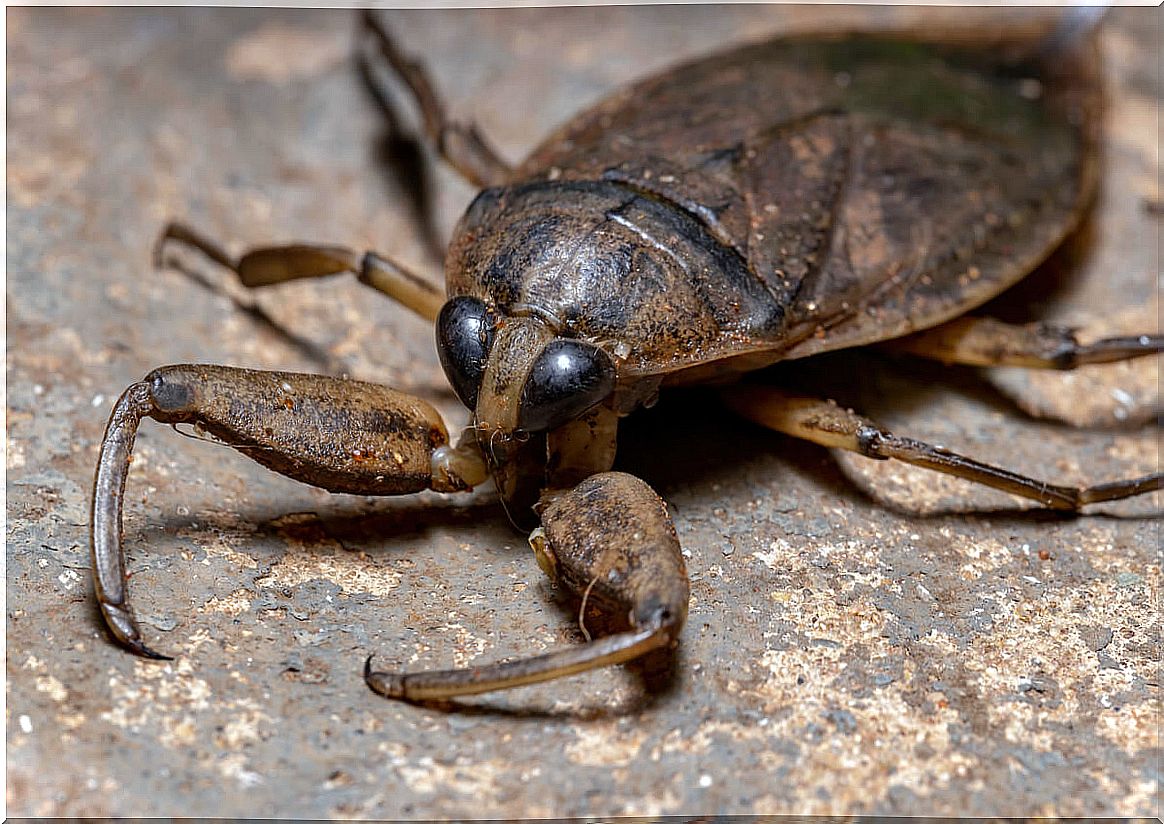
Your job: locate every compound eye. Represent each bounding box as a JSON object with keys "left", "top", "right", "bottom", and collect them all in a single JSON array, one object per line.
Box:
[
  {"left": 518, "top": 339, "right": 615, "bottom": 433},
  {"left": 436, "top": 296, "right": 497, "bottom": 410}
]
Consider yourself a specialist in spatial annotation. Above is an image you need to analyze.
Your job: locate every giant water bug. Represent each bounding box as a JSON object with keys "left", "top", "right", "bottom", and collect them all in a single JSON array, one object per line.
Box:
[{"left": 92, "top": 9, "right": 1161, "bottom": 701}]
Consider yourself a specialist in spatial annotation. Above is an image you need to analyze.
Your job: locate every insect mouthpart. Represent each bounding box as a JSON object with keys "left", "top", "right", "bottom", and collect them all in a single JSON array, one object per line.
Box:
[{"left": 469, "top": 420, "right": 530, "bottom": 468}]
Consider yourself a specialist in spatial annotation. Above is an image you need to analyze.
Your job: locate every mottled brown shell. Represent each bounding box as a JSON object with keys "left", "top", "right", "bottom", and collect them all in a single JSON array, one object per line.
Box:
[{"left": 445, "top": 26, "right": 1100, "bottom": 388}]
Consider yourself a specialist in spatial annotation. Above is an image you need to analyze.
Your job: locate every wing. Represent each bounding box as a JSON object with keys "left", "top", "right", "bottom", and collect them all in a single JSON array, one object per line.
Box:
[{"left": 516, "top": 29, "right": 1100, "bottom": 372}]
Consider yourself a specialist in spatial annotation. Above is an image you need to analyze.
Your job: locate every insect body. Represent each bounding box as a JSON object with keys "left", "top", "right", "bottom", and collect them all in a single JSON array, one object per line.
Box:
[{"left": 92, "top": 12, "right": 1161, "bottom": 701}]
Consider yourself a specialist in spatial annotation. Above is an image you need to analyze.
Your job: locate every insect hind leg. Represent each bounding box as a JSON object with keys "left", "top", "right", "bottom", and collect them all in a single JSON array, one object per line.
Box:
[{"left": 359, "top": 10, "right": 511, "bottom": 188}]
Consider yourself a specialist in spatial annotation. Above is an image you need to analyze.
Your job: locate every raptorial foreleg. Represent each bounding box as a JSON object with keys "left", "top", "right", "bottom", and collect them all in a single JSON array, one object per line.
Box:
[
  {"left": 92, "top": 364, "right": 487, "bottom": 659},
  {"left": 365, "top": 472, "right": 689, "bottom": 701}
]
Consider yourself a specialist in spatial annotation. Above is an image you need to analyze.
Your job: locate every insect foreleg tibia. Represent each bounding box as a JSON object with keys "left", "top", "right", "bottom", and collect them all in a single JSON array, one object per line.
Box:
[
  {"left": 365, "top": 472, "right": 689, "bottom": 701},
  {"left": 155, "top": 222, "right": 445, "bottom": 322},
  {"left": 723, "top": 386, "right": 1162, "bottom": 512},
  {"left": 360, "top": 9, "right": 511, "bottom": 188},
  {"left": 886, "top": 316, "right": 1163, "bottom": 370},
  {"left": 92, "top": 365, "right": 485, "bottom": 659}
]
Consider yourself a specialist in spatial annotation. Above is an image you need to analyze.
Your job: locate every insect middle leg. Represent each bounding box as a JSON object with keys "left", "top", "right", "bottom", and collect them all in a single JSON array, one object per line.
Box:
[
  {"left": 154, "top": 222, "right": 445, "bottom": 322},
  {"left": 92, "top": 364, "right": 488, "bottom": 659},
  {"left": 722, "top": 386, "right": 1161, "bottom": 511}
]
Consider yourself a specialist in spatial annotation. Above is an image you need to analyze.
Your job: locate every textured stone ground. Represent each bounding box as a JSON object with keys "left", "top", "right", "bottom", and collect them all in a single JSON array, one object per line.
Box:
[{"left": 6, "top": 6, "right": 1159, "bottom": 817}]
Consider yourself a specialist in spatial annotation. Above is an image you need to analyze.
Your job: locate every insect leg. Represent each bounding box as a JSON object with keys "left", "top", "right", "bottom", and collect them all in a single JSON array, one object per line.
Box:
[
  {"left": 360, "top": 10, "right": 511, "bottom": 188},
  {"left": 154, "top": 222, "right": 444, "bottom": 322},
  {"left": 92, "top": 364, "right": 487, "bottom": 659},
  {"left": 722, "top": 386, "right": 1161, "bottom": 512},
  {"left": 885, "top": 316, "right": 1162, "bottom": 369},
  {"left": 365, "top": 472, "right": 689, "bottom": 701}
]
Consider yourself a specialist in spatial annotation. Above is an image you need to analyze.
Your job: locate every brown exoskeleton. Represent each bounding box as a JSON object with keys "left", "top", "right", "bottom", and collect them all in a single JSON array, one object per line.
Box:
[{"left": 92, "top": 11, "right": 1161, "bottom": 701}]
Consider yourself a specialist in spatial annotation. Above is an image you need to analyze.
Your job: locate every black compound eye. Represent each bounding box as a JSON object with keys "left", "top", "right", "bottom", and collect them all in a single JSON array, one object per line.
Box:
[
  {"left": 518, "top": 339, "right": 616, "bottom": 433},
  {"left": 437, "top": 296, "right": 497, "bottom": 410}
]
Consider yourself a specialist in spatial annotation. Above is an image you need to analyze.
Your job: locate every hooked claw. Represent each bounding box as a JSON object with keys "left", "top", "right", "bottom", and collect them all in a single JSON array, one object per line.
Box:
[
  {"left": 92, "top": 381, "right": 175, "bottom": 661},
  {"left": 364, "top": 655, "right": 409, "bottom": 700},
  {"left": 99, "top": 602, "right": 174, "bottom": 661}
]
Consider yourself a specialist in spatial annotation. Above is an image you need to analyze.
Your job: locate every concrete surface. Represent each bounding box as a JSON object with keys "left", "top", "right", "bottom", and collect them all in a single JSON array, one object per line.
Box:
[{"left": 6, "top": 5, "right": 1160, "bottom": 818}]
